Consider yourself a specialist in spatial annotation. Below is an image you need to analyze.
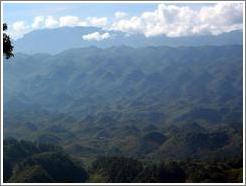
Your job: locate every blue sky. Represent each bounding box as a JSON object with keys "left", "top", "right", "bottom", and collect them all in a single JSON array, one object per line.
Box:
[
  {"left": 2, "top": 2, "right": 244, "bottom": 40},
  {"left": 3, "top": 3, "right": 208, "bottom": 23},
  {"left": 3, "top": 3, "right": 155, "bottom": 23}
]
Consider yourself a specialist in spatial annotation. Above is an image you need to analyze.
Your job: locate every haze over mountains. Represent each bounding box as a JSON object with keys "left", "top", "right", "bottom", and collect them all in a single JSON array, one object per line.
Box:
[
  {"left": 4, "top": 26, "right": 243, "bottom": 183},
  {"left": 13, "top": 26, "right": 243, "bottom": 54},
  {"left": 4, "top": 44, "right": 243, "bottom": 159}
]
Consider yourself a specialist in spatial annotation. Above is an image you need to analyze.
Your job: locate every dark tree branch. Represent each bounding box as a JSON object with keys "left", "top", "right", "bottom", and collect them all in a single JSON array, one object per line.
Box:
[{"left": 3, "top": 23, "right": 14, "bottom": 59}]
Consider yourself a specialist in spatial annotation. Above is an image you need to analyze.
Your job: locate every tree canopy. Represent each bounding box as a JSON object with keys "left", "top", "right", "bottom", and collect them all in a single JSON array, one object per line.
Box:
[{"left": 3, "top": 23, "right": 14, "bottom": 59}]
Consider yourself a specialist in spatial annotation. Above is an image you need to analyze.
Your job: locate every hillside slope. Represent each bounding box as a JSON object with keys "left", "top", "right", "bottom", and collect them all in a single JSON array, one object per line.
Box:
[{"left": 3, "top": 45, "right": 243, "bottom": 160}]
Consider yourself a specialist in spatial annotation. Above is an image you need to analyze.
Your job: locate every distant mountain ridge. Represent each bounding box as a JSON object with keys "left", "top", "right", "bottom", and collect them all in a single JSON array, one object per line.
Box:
[
  {"left": 14, "top": 26, "right": 243, "bottom": 54},
  {"left": 4, "top": 45, "right": 242, "bottom": 153}
]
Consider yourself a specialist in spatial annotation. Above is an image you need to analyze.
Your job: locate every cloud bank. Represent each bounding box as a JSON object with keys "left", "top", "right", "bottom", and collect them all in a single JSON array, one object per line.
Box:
[
  {"left": 8, "top": 3, "right": 243, "bottom": 39},
  {"left": 82, "top": 32, "right": 110, "bottom": 41},
  {"left": 110, "top": 3, "right": 243, "bottom": 37}
]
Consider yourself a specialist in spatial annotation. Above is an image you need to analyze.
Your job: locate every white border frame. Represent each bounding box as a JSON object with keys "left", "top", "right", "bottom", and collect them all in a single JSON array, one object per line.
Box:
[{"left": 1, "top": 1, "right": 245, "bottom": 185}]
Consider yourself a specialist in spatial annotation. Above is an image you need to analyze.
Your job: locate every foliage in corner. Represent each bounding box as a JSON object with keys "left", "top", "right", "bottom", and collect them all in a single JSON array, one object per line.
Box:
[{"left": 3, "top": 23, "right": 14, "bottom": 59}]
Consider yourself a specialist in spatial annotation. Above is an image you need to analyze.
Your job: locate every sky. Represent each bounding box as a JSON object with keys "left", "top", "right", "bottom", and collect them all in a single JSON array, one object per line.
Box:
[{"left": 2, "top": 2, "right": 244, "bottom": 40}]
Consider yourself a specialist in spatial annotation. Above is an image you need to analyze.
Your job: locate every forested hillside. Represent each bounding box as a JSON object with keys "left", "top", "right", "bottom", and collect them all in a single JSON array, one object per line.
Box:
[
  {"left": 4, "top": 139, "right": 242, "bottom": 183},
  {"left": 3, "top": 45, "right": 243, "bottom": 183}
]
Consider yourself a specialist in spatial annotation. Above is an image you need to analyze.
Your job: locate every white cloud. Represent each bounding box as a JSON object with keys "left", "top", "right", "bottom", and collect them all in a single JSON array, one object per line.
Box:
[
  {"left": 8, "top": 3, "right": 243, "bottom": 39},
  {"left": 12, "top": 21, "right": 29, "bottom": 32},
  {"left": 110, "top": 16, "right": 143, "bottom": 35},
  {"left": 32, "top": 16, "right": 44, "bottom": 29},
  {"left": 45, "top": 16, "right": 59, "bottom": 28},
  {"left": 110, "top": 3, "right": 243, "bottom": 37},
  {"left": 78, "top": 21, "right": 88, "bottom": 26},
  {"left": 59, "top": 16, "right": 81, "bottom": 27},
  {"left": 58, "top": 16, "right": 108, "bottom": 27},
  {"left": 82, "top": 32, "right": 110, "bottom": 41},
  {"left": 10, "top": 21, "right": 30, "bottom": 39},
  {"left": 87, "top": 17, "right": 108, "bottom": 27},
  {"left": 195, "top": 3, "right": 243, "bottom": 35},
  {"left": 115, "top": 11, "right": 127, "bottom": 19}
]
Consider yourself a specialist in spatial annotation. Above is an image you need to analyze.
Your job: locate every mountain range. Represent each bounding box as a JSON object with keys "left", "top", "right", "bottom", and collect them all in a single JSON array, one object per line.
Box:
[
  {"left": 3, "top": 26, "right": 243, "bottom": 183},
  {"left": 13, "top": 26, "right": 243, "bottom": 54},
  {"left": 4, "top": 45, "right": 243, "bottom": 161}
]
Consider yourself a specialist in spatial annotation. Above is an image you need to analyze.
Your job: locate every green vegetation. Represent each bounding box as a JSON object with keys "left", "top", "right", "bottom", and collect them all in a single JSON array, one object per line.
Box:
[
  {"left": 4, "top": 139, "right": 242, "bottom": 183},
  {"left": 3, "top": 45, "right": 243, "bottom": 183},
  {"left": 89, "top": 157, "right": 143, "bottom": 182},
  {"left": 3, "top": 23, "right": 14, "bottom": 59},
  {"left": 4, "top": 139, "right": 87, "bottom": 183}
]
